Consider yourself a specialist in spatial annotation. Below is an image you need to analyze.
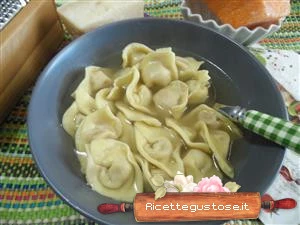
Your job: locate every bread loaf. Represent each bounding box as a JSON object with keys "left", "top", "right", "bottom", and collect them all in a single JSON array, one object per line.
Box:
[{"left": 57, "top": 0, "right": 144, "bottom": 35}]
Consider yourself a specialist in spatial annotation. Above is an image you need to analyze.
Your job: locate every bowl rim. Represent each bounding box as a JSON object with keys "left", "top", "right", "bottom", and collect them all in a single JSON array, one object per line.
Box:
[{"left": 28, "top": 17, "right": 288, "bottom": 224}]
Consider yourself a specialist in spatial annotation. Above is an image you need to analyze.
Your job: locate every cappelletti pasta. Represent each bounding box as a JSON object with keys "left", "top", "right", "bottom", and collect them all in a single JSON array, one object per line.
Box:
[{"left": 62, "top": 43, "right": 241, "bottom": 202}]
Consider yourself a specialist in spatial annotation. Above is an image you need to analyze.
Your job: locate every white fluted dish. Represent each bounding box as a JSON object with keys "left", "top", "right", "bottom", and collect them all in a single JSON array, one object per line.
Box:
[{"left": 180, "top": 0, "right": 284, "bottom": 46}]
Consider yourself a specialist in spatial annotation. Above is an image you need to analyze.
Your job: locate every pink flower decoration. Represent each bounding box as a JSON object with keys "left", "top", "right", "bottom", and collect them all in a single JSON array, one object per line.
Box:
[{"left": 193, "top": 175, "right": 230, "bottom": 192}]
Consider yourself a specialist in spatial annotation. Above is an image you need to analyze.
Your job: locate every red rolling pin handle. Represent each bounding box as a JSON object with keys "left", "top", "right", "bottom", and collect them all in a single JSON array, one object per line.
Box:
[
  {"left": 261, "top": 198, "right": 297, "bottom": 210},
  {"left": 274, "top": 198, "right": 297, "bottom": 209},
  {"left": 98, "top": 203, "right": 133, "bottom": 214}
]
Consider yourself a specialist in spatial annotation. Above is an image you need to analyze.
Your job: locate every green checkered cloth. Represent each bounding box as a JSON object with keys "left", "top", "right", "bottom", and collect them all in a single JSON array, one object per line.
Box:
[{"left": 243, "top": 110, "right": 300, "bottom": 153}]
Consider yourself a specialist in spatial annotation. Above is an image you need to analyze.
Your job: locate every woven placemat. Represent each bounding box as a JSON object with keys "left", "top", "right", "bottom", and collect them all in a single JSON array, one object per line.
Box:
[
  {"left": 0, "top": 1, "right": 299, "bottom": 225},
  {"left": 259, "top": 0, "right": 300, "bottom": 51}
]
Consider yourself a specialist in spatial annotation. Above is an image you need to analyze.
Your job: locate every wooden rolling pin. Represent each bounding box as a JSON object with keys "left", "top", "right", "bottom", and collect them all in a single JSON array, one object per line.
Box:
[{"left": 98, "top": 193, "right": 297, "bottom": 222}]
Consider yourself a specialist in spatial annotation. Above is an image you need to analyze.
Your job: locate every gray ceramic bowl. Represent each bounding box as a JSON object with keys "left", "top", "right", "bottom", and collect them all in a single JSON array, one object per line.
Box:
[{"left": 28, "top": 18, "right": 287, "bottom": 225}]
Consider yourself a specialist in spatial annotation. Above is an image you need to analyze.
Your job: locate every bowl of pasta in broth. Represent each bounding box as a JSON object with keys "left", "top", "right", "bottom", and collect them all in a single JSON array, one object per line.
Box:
[{"left": 28, "top": 18, "right": 287, "bottom": 225}]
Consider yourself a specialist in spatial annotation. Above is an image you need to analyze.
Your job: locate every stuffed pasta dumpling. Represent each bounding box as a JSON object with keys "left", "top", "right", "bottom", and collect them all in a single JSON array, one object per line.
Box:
[
  {"left": 134, "top": 122, "right": 184, "bottom": 177},
  {"left": 86, "top": 138, "right": 143, "bottom": 202},
  {"left": 84, "top": 66, "right": 113, "bottom": 97},
  {"left": 62, "top": 102, "right": 85, "bottom": 137},
  {"left": 176, "top": 56, "right": 204, "bottom": 73},
  {"left": 181, "top": 104, "right": 221, "bottom": 130},
  {"left": 95, "top": 88, "right": 117, "bottom": 113},
  {"left": 139, "top": 48, "right": 178, "bottom": 88},
  {"left": 75, "top": 106, "right": 122, "bottom": 154},
  {"left": 122, "top": 43, "right": 153, "bottom": 67},
  {"left": 116, "top": 102, "right": 161, "bottom": 127},
  {"left": 179, "top": 70, "right": 210, "bottom": 104},
  {"left": 72, "top": 66, "right": 113, "bottom": 115},
  {"left": 183, "top": 149, "right": 222, "bottom": 182},
  {"left": 136, "top": 155, "right": 172, "bottom": 192},
  {"left": 117, "top": 112, "right": 138, "bottom": 154},
  {"left": 125, "top": 67, "right": 154, "bottom": 115},
  {"left": 198, "top": 121, "right": 234, "bottom": 178},
  {"left": 165, "top": 118, "right": 210, "bottom": 153},
  {"left": 153, "top": 80, "right": 189, "bottom": 119}
]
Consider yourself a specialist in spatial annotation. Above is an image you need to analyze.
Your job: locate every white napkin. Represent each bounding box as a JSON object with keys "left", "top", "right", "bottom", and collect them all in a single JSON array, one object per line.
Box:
[
  {"left": 259, "top": 149, "right": 300, "bottom": 224},
  {"left": 250, "top": 44, "right": 300, "bottom": 101}
]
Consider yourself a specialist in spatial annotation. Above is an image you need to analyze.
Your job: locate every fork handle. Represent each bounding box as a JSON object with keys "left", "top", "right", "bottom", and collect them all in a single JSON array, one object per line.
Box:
[{"left": 241, "top": 110, "right": 300, "bottom": 153}]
